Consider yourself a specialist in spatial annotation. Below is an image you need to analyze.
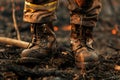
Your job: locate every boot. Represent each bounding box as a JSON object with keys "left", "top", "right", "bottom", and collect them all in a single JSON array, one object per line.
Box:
[
  {"left": 20, "top": 23, "right": 56, "bottom": 62},
  {"left": 70, "top": 24, "right": 98, "bottom": 72}
]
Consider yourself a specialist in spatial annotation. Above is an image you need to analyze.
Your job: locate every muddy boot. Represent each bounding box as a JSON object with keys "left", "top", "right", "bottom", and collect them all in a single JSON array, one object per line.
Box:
[
  {"left": 70, "top": 24, "right": 99, "bottom": 74},
  {"left": 19, "top": 23, "right": 56, "bottom": 63}
]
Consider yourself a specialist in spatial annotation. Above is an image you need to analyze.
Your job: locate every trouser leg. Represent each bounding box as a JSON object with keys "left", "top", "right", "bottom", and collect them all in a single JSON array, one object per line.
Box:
[
  {"left": 20, "top": 0, "right": 57, "bottom": 63},
  {"left": 68, "top": 0, "right": 102, "bottom": 73},
  {"left": 23, "top": 0, "right": 58, "bottom": 23}
]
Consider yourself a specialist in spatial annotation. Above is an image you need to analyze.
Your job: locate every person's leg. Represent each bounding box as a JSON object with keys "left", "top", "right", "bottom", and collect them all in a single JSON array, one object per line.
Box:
[
  {"left": 20, "top": 0, "right": 58, "bottom": 62},
  {"left": 68, "top": 0, "right": 102, "bottom": 74},
  {"left": 23, "top": 0, "right": 58, "bottom": 23}
]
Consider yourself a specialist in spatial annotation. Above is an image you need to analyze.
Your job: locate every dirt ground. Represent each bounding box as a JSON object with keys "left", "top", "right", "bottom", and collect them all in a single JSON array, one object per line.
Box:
[{"left": 0, "top": 0, "right": 120, "bottom": 80}]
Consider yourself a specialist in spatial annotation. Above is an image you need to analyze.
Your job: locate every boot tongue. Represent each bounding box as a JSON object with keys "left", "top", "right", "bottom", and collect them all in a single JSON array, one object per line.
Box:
[
  {"left": 35, "top": 23, "right": 56, "bottom": 49},
  {"left": 86, "top": 38, "right": 94, "bottom": 50}
]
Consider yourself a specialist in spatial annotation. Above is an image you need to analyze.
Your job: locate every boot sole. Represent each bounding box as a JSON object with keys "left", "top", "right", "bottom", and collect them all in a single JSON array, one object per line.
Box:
[
  {"left": 17, "top": 57, "right": 41, "bottom": 64},
  {"left": 80, "top": 61, "right": 100, "bottom": 70}
]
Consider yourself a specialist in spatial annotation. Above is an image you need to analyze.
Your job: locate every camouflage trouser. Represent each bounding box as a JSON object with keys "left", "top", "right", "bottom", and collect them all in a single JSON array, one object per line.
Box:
[{"left": 23, "top": 0, "right": 101, "bottom": 27}]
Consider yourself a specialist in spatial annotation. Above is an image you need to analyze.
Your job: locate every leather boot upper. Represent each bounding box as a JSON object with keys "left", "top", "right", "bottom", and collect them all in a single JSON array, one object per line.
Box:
[
  {"left": 21, "top": 23, "right": 56, "bottom": 59},
  {"left": 70, "top": 24, "right": 98, "bottom": 69}
]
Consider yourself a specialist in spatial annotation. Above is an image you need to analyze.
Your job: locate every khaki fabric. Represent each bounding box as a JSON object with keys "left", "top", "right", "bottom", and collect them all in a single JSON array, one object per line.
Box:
[
  {"left": 23, "top": 0, "right": 101, "bottom": 27},
  {"left": 23, "top": 0, "right": 58, "bottom": 23},
  {"left": 69, "top": 0, "right": 102, "bottom": 27}
]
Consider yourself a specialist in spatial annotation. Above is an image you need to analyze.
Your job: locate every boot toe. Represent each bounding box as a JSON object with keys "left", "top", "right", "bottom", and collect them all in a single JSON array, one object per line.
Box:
[
  {"left": 75, "top": 47, "right": 99, "bottom": 69},
  {"left": 19, "top": 48, "right": 51, "bottom": 64},
  {"left": 21, "top": 48, "right": 51, "bottom": 59},
  {"left": 20, "top": 49, "right": 30, "bottom": 57}
]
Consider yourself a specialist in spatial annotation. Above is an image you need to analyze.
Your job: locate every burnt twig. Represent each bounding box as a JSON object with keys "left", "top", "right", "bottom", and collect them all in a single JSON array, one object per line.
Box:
[
  {"left": 11, "top": 0, "right": 21, "bottom": 40},
  {"left": 0, "top": 37, "right": 32, "bottom": 48}
]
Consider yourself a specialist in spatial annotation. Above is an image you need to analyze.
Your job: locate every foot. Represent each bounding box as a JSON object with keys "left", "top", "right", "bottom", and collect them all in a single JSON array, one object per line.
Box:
[{"left": 75, "top": 47, "right": 99, "bottom": 70}]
